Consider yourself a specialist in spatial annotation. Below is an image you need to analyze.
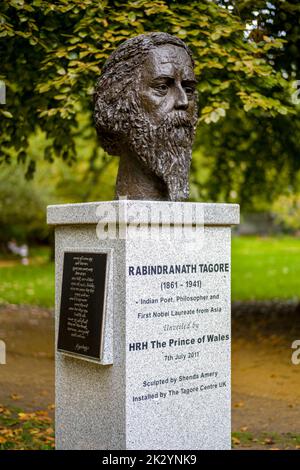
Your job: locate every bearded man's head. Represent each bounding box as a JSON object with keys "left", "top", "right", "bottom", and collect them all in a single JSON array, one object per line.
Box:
[{"left": 94, "top": 32, "right": 198, "bottom": 201}]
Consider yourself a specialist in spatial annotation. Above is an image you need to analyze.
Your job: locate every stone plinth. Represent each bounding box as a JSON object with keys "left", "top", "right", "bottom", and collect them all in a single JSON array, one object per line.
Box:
[{"left": 47, "top": 201, "right": 239, "bottom": 450}]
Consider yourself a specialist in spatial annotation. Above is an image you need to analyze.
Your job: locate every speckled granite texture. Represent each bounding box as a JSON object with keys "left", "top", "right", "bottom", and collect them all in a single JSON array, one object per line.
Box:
[{"left": 48, "top": 201, "right": 239, "bottom": 450}]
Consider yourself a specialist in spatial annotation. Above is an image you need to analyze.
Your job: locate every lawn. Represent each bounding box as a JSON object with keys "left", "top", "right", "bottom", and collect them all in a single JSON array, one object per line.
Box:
[
  {"left": 232, "top": 236, "right": 300, "bottom": 301},
  {"left": 0, "top": 247, "right": 54, "bottom": 308},
  {"left": 0, "top": 237, "right": 299, "bottom": 307}
]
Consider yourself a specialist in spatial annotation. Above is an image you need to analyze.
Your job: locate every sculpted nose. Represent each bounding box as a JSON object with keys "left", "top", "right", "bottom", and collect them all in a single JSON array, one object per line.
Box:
[{"left": 174, "top": 85, "right": 188, "bottom": 110}]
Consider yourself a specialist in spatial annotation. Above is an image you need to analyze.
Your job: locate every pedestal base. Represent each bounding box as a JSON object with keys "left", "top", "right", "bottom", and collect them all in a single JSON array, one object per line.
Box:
[{"left": 47, "top": 201, "right": 239, "bottom": 450}]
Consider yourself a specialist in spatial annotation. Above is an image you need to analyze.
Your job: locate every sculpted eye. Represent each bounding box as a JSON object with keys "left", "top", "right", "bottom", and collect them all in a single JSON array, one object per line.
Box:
[
  {"left": 154, "top": 84, "right": 169, "bottom": 94},
  {"left": 184, "top": 86, "right": 195, "bottom": 96}
]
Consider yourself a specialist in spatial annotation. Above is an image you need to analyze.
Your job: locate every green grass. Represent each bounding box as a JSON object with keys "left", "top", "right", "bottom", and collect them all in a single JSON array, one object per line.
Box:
[
  {"left": 0, "top": 246, "right": 54, "bottom": 308},
  {"left": 0, "top": 237, "right": 299, "bottom": 307},
  {"left": 232, "top": 236, "right": 300, "bottom": 301}
]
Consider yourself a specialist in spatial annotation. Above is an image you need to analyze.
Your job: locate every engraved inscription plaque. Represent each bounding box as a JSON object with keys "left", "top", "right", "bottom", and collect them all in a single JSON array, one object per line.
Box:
[{"left": 57, "top": 252, "right": 107, "bottom": 362}]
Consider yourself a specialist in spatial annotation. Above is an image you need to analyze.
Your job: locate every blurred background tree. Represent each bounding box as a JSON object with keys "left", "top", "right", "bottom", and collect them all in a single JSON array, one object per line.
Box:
[
  {"left": 0, "top": 165, "right": 49, "bottom": 246},
  {"left": 0, "top": 0, "right": 300, "bottom": 242},
  {"left": 272, "top": 192, "right": 300, "bottom": 233},
  {"left": 201, "top": 0, "right": 300, "bottom": 206}
]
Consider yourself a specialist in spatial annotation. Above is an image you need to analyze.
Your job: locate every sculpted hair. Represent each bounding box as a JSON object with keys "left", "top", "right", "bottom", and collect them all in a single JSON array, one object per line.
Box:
[{"left": 93, "top": 32, "right": 195, "bottom": 155}]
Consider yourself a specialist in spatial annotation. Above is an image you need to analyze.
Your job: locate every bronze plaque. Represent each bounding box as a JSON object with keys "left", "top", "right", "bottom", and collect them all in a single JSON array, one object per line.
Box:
[{"left": 57, "top": 252, "right": 107, "bottom": 362}]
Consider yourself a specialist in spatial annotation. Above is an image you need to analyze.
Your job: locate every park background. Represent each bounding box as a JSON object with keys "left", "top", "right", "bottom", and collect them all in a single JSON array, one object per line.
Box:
[{"left": 0, "top": 0, "right": 300, "bottom": 450}]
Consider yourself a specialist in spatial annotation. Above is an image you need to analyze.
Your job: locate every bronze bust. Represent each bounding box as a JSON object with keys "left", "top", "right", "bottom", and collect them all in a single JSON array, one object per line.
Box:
[{"left": 94, "top": 32, "right": 198, "bottom": 201}]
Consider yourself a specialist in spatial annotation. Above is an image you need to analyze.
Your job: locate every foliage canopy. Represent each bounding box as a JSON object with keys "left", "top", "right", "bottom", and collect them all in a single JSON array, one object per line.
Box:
[{"left": 0, "top": 0, "right": 298, "bottom": 203}]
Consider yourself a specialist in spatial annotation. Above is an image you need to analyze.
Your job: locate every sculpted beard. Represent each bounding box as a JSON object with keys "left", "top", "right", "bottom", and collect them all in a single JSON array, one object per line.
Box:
[
  {"left": 126, "top": 92, "right": 197, "bottom": 201},
  {"left": 94, "top": 87, "right": 197, "bottom": 201}
]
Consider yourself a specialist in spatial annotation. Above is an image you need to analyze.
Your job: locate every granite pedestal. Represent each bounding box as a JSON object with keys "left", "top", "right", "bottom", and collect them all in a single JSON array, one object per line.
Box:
[{"left": 47, "top": 201, "right": 239, "bottom": 450}]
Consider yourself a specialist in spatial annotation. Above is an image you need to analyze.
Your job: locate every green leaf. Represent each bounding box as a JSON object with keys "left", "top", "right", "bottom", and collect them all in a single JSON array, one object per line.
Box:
[{"left": 1, "top": 110, "right": 13, "bottom": 118}]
